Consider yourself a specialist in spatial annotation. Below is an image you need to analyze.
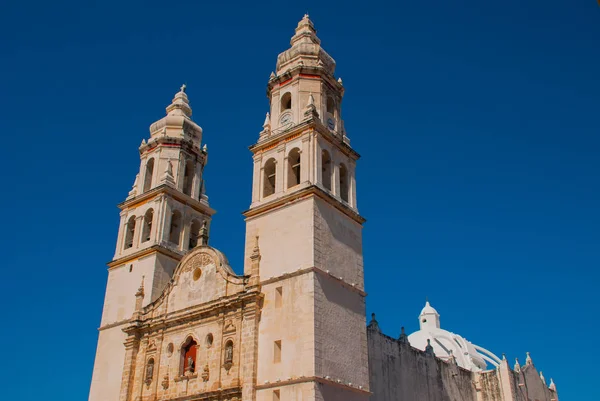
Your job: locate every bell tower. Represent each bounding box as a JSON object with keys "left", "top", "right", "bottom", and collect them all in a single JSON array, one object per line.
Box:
[
  {"left": 244, "top": 15, "right": 369, "bottom": 401},
  {"left": 89, "top": 86, "right": 215, "bottom": 401}
]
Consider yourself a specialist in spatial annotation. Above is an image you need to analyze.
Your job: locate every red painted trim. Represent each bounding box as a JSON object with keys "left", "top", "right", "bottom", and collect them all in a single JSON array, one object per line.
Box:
[
  {"left": 299, "top": 73, "right": 321, "bottom": 79},
  {"left": 279, "top": 78, "right": 293, "bottom": 87}
]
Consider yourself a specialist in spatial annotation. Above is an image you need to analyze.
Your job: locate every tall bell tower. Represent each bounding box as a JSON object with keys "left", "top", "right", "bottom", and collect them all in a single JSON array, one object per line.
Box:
[
  {"left": 89, "top": 86, "right": 215, "bottom": 401},
  {"left": 244, "top": 15, "right": 370, "bottom": 401}
]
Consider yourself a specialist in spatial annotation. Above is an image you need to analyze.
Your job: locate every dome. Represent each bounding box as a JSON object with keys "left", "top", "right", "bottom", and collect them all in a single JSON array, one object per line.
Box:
[{"left": 408, "top": 301, "right": 502, "bottom": 372}]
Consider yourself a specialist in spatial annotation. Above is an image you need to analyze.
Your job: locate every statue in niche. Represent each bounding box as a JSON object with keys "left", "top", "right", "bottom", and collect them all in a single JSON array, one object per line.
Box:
[
  {"left": 145, "top": 359, "right": 154, "bottom": 385},
  {"left": 187, "top": 356, "right": 195, "bottom": 373},
  {"left": 224, "top": 341, "right": 234, "bottom": 370}
]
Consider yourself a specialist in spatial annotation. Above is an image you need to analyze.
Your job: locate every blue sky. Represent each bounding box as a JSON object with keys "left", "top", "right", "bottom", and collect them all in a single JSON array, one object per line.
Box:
[{"left": 1, "top": 0, "right": 598, "bottom": 399}]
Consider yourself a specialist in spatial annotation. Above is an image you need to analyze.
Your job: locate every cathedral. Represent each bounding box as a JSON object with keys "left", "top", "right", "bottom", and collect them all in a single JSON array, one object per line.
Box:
[{"left": 89, "top": 15, "right": 559, "bottom": 401}]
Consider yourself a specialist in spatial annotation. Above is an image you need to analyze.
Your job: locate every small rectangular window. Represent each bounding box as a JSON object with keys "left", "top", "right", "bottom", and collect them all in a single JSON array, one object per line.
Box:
[
  {"left": 274, "top": 340, "right": 282, "bottom": 363},
  {"left": 275, "top": 286, "right": 283, "bottom": 308},
  {"left": 273, "top": 390, "right": 280, "bottom": 401}
]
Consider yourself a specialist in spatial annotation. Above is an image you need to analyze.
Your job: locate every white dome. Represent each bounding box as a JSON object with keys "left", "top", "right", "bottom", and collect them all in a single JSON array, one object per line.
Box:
[{"left": 408, "top": 302, "right": 501, "bottom": 372}]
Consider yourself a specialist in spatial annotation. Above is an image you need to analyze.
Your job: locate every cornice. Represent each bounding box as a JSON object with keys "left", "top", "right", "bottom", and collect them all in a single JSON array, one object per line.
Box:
[
  {"left": 139, "top": 135, "right": 205, "bottom": 159},
  {"left": 266, "top": 65, "right": 342, "bottom": 96},
  {"left": 242, "top": 185, "right": 366, "bottom": 225},
  {"left": 261, "top": 267, "right": 366, "bottom": 296},
  {"left": 98, "top": 318, "right": 132, "bottom": 332},
  {"left": 256, "top": 376, "right": 370, "bottom": 395},
  {"left": 158, "top": 386, "right": 241, "bottom": 401},
  {"left": 123, "top": 290, "right": 263, "bottom": 336},
  {"left": 250, "top": 118, "right": 360, "bottom": 160},
  {"left": 117, "top": 184, "right": 216, "bottom": 216},
  {"left": 107, "top": 245, "right": 183, "bottom": 269}
]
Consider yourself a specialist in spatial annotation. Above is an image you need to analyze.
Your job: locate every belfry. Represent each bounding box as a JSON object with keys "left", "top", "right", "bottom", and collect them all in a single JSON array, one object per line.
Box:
[{"left": 89, "top": 15, "right": 558, "bottom": 401}]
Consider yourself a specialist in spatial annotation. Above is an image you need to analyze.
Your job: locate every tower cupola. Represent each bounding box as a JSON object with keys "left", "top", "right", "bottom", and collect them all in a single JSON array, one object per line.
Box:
[
  {"left": 148, "top": 85, "right": 202, "bottom": 148},
  {"left": 275, "top": 14, "right": 335, "bottom": 76},
  {"left": 419, "top": 301, "right": 441, "bottom": 330}
]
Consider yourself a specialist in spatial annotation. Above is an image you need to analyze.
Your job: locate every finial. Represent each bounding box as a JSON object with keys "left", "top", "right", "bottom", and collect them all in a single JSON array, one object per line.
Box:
[
  {"left": 502, "top": 353, "right": 507, "bottom": 361},
  {"left": 526, "top": 352, "right": 533, "bottom": 365},
  {"left": 198, "top": 220, "right": 209, "bottom": 246},
  {"left": 269, "top": 71, "right": 276, "bottom": 79},
  {"left": 303, "top": 92, "right": 319, "bottom": 119},
  {"left": 127, "top": 174, "right": 139, "bottom": 199},
  {"left": 514, "top": 358, "right": 521, "bottom": 372},
  {"left": 368, "top": 313, "right": 380, "bottom": 332},
  {"left": 448, "top": 349, "right": 457, "bottom": 365},
  {"left": 141, "top": 139, "right": 147, "bottom": 146},
  {"left": 180, "top": 83, "right": 187, "bottom": 93},
  {"left": 549, "top": 378, "right": 556, "bottom": 391},
  {"left": 202, "top": 143, "right": 207, "bottom": 152},
  {"left": 337, "top": 77, "right": 343, "bottom": 84},
  {"left": 136, "top": 276, "right": 145, "bottom": 297},
  {"left": 304, "top": 13, "right": 309, "bottom": 19},
  {"left": 263, "top": 112, "right": 270, "bottom": 128},
  {"left": 250, "top": 235, "right": 261, "bottom": 260},
  {"left": 539, "top": 371, "right": 546, "bottom": 385},
  {"left": 425, "top": 338, "right": 435, "bottom": 356},
  {"left": 398, "top": 326, "right": 409, "bottom": 344}
]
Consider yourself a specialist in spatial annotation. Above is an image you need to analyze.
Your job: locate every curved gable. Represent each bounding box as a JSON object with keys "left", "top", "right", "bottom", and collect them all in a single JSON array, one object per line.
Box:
[{"left": 142, "top": 246, "right": 247, "bottom": 317}]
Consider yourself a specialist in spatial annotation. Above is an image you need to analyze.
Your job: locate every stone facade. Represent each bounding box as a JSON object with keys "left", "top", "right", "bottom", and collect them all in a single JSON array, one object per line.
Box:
[{"left": 88, "top": 15, "right": 558, "bottom": 401}]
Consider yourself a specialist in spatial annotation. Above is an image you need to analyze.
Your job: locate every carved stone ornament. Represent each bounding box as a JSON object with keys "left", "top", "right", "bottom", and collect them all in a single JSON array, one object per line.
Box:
[
  {"left": 223, "top": 320, "right": 236, "bottom": 335},
  {"left": 183, "top": 253, "right": 214, "bottom": 274},
  {"left": 161, "top": 373, "right": 169, "bottom": 390},
  {"left": 201, "top": 364, "right": 210, "bottom": 382}
]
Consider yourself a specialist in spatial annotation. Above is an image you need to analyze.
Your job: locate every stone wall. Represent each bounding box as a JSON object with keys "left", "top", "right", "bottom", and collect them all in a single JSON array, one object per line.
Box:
[{"left": 368, "top": 327, "right": 477, "bottom": 401}]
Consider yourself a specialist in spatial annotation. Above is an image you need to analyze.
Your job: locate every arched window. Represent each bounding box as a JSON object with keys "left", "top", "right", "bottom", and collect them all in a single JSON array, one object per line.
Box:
[
  {"left": 145, "top": 358, "right": 154, "bottom": 385},
  {"left": 181, "top": 337, "right": 197, "bottom": 375},
  {"left": 124, "top": 216, "right": 136, "bottom": 249},
  {"left": 169, "top": 210, "right": 182, "bottom": 246},
  {"left": 287, "top": 148, "right": 301, "bottom": 188},
  {"left": 182, "top": 160, "right": 195, "bottom": 196},
  {"left": 263, "top": 158, "right": 276, "bottom": 197},
  {"left": 142, "top": 209, "right": 153, "bottom": 243},
  {"left": 281, "top": 92, "right": 292, "bottom": 111},
  {"left": 322, "top": 150, "right": 332, "bottom": 191},
  {"left": 224, "top": 340, "right": 234, "bottom": 370},
  {"left": 189, "top": 219, "right": 201, "bottom": 249},
  {"left": 327, "top": 96, "right": 335, "bottom": 114},
  {"left": 143, "top": 158, "right": 155, "bottom": 192},
  {"left": 339, "top": 163, "right": 349, "bottom": 202}
]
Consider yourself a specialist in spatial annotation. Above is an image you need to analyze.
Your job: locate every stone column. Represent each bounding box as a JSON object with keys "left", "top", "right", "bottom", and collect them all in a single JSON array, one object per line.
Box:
[
  {"left": 315, "top": 138, "right": 322, "bottom": 186},
  {"left": 276, "top": 145, "right": 285, "bottom": 194},
  {"left": 134, "top": 215, "right": 144, "bottom": 250},
  {"left": 283, "top": 153, "right": 289, "bottom": 192},
  {"left": 332, "top": 155, "right": 340, "bottom": 198},
  {"left": 301, "top": 136, "right": 310, "bottom": 183},
  {"left": 181, "top": 208, "right": 192, "bottom": 252},
  {"left": 119, "top": 335, "right": 141, "bottom": 401},
  {"left": 240, "top": 298, "right": 261, "bottom": 401},
  {"left": 252, "top": 155, "right": 262, "bottom": 203},
  {"left": 115, "top": 211, "right": 127, "bottom": 257}
]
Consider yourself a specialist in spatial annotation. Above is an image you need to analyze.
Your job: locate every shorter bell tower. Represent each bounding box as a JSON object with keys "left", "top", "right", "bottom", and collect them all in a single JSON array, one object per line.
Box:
[{"left": 89, "top": 86, "right": 216, "bottom": 401}]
